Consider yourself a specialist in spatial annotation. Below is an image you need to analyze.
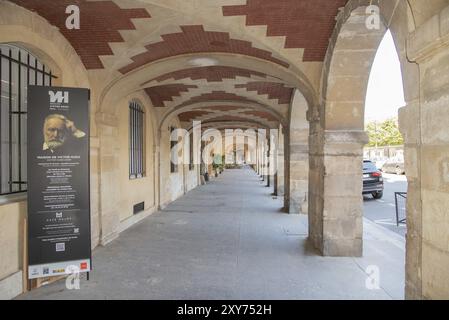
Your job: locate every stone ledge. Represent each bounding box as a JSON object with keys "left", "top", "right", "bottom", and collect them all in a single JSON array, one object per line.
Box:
[
  {"left": 100, "top": 231, "right": 119, "bottom": 246},
  {"left": 0, "top": 271, "right": 22, "bottom": 300},
  {"left": 324, "top": 130, "right": 368, "bottom": 145},
  {"left": 117, "top": 206, "right": 157, "bottom": 234},
  {"left": 408, "top": 5, "right": 449, "bottom": 62}
]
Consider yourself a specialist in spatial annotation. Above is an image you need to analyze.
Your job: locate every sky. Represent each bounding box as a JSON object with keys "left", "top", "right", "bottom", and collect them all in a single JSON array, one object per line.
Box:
[{"left": 365, "top": 30, "right": 406, "bottom": 123}]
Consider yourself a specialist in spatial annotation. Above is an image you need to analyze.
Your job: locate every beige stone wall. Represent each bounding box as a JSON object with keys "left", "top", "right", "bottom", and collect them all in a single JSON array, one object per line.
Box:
[
  {"left": 289, "top": 90, "right": 309, "bottom": 214},
  {"left": 0, "top": 200, "right": 26, "bottom": 281},
  {"left": 117, "top": 96, "right": 157, "bottom": 222}
]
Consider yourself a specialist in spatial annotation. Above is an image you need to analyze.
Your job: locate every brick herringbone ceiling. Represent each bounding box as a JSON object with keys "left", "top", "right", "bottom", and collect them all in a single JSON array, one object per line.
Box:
[
  {"left": 223, "top": 0, "right": 348, "bottom": 61},
  {"left": 11, "top": 0, "right": 348, "bottom": 128},
  {"left": 10, "top": 0, "right": 151, "bottom": 69}
]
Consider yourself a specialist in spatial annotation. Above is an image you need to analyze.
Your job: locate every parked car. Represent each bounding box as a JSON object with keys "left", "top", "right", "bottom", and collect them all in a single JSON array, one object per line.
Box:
[
  {"left": 382, "top": 159, "right": 405, "bottom": 175},
  {"left": 363, "top": 160, "right": 384, "bottom": 199}
]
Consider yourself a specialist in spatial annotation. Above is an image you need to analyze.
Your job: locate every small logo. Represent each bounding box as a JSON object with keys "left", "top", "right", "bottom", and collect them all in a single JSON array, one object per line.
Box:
[
  {"left": 53, "top": 269, "right": 65, "bottom": 274},
  {"left": 74, "top": 228, "right": 80, "bottom": 234},
  {"left": 80, "top": 262, "right": 88, "bottom": 270},
  {"left": 30, "top": 268, "right": 39, "bottom": 277},
  {"left": 56, "top": 212, "right": 63, "bottom": 218},
  {"left": 49, "top": 91, "right": 69, "bottom": 104}
]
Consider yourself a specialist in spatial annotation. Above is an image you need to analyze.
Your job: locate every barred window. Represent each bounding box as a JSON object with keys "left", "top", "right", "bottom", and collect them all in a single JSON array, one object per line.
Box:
[
  {"left": 0, "top": 44, "right": 56, "bottom": 196},
  {"left": 189, "top": 132, "right": 194, "bottom": 171},
  {"left": 129, "top": 101, "right": 145, "bottom": 179},
  {"left": 170, "top": 126, "right": 178, "bottom": 173}
]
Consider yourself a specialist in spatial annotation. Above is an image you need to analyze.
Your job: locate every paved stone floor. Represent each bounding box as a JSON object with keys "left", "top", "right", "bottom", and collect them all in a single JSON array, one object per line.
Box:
[{"left": 18, "top": 168, "right": 405, "bottom": 300}]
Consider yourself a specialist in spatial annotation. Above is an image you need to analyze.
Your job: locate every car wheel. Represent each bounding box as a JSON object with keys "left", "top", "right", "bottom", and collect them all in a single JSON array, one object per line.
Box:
[{"left": 372, "top": 192, "right": 383, "bottom": 199}]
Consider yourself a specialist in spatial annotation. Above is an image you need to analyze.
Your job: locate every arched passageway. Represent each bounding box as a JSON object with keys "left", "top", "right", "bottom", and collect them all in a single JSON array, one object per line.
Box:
[{"left": 1, "top": 0, "right": 449, "bottom": 300}]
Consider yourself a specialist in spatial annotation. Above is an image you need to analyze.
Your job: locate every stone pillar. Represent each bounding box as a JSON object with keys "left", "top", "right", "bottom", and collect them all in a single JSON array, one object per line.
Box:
[
  {"left": 289, "top": 90, "right": 309, "bottom": 214},
  {"left": 277, "top": 125, "right": 285, "bottom": 196},
  {"left": 266, "top": 130, "right": 271, "bottom": 188},
  {"left": 403, "top": 8, "right": 449, "bottom": 299},
  {"left": 273, "top": 130, "right": 279, "bottom": 196},
  {"left": 289, "top": 127, "right": 309, "bottom": 214},
  {"left": 96, "top": 112, "right": 121, "bottom": 245},
  {"left": 309, "top": 129, "right": 368, "bottom": 257}
]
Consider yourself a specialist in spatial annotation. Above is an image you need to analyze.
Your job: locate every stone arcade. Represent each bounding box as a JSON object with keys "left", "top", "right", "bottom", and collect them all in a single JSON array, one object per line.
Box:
[{"left": 0, "top": 0, "right": 449, "bottom": 300}]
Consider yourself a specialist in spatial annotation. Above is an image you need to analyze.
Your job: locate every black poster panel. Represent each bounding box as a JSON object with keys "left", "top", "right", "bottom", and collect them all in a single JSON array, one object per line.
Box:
[{"left": 27, "top": 86, "right": 91, "bottom": 279}]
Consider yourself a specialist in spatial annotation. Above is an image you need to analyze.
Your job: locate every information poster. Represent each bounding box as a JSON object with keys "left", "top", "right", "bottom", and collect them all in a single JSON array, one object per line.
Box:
[{"left": 27, "top": 86, "right": 91, "bottom": 279}]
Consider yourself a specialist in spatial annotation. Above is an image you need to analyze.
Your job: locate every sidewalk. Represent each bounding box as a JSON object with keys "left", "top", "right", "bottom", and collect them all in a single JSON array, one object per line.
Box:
[{"left": 18, "top": 168, "right": 405, "bottom": 300}]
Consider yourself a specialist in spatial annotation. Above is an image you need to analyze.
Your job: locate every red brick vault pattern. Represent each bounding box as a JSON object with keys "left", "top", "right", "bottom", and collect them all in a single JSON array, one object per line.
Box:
[
  {"left": 235, "top": 82, "right": 293, "bottom": 104},
  {"left": 10, "top": 0, "right": 151, "bottom": 69},
  {"left": 119, "top": 25, "right": 290, "bottom": 74},
  {"left": 150, "top": 66, "right": 267, "bottom": 83},
  {"left": 223, "top": 0, "right": 348, "bottom": 61},
  {"left": 177, "top": 91, "right": 256, "bottom": 108},
  {"left": 242, "top": 111, "right": 278, "bottom": 122},
  {"left": 145, "top": 84, "right": 197, "bottom": 108},
  {"left": 178, "top": 111, "right": 212, "bottom": 122}
]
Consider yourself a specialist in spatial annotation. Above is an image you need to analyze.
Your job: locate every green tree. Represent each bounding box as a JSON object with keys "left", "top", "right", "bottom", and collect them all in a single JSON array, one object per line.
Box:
[{"left": 366, "top": 118, "right": 403, "bottom": 147}]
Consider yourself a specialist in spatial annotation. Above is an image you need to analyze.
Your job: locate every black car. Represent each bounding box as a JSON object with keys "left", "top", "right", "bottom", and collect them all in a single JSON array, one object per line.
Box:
[{"left": 363, "top": 160, "right": 384, "bottom": 199}]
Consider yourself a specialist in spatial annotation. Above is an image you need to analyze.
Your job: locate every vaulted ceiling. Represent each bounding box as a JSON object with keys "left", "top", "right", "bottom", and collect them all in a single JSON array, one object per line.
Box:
[{"left": 9, "top": 0, "right": 349, "bottom": 130}]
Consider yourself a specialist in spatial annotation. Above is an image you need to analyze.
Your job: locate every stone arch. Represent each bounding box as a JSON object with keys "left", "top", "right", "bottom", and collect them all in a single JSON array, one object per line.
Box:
[
  {"left": 98, "top": 53, "right": 318, "bottom": 117},
  {"left": 308, "top": 0, "right": 419, "bottom": 259}
]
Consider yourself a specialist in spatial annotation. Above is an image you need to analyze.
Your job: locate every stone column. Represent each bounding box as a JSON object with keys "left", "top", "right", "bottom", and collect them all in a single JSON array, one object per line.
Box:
[
  {"left": 277, "top": 125, "right": 285, "bottom": 196},
  {"left": 289, "top": 90, "right": 309, "bottom": 214},
  {"left": 266, "top": 130, "right": 271, "bottom": 188},
  {"left": 403, "top": 8, "right": 449, "bottom": 299},
  {"left": 309, "top": 129, "right": 368, "bottom": 257},
  {"left": 289, "top": 127, "right": 309, "bottom": 214},
  {"left": 272, "top": 129, "right": 279, "bottom": 196}
]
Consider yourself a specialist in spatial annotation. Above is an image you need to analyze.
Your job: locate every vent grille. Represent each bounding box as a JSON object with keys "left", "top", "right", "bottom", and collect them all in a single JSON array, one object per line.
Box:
[{"left": 133, "top": 202, "right": 145, "bottom": 215}]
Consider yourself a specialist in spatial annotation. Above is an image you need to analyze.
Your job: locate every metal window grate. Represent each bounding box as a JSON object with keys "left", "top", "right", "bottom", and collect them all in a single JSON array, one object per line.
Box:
[
  {"left": 170, "top": 126, "right": 178, "bottom": 173},
  {"left": 0, "top": 44, "right": 57, "bottom": 196},
  {"left": 129, "top": 101, "right": 145, "bottom": 179},
  {"left": 189, "top": 131, "right": 194, "bottom": 171}
]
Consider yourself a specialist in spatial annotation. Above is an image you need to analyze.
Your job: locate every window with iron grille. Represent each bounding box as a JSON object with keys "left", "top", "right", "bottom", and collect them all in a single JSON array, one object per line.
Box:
[
  {"left": 0, "top": 44, "right": 56, "bottom": 196},
  {"left": 189, "top": 131, "right": 194, "bottom": 171},
  {"left": 170, "top": 126, "right": 178, "bottom": 173},
  {"left": 129, "top": 101, "right": 145, "bottom": 179}
]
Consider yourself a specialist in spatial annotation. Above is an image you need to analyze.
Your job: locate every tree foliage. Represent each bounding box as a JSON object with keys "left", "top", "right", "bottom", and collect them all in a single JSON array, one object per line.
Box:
[{"left": 366, "top": 118, "right": 403, "bottom": 147}]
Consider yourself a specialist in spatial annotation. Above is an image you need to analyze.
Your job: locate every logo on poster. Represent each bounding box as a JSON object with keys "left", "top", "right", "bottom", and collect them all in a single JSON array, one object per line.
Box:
[{"left": 49, "top": 91, "right": 69, "bottom": 104}]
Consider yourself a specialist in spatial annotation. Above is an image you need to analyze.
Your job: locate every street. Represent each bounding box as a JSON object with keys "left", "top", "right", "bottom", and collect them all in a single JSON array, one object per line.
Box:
[{"left": 364, "top": 173, "right": 408, "bottom": 237}]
